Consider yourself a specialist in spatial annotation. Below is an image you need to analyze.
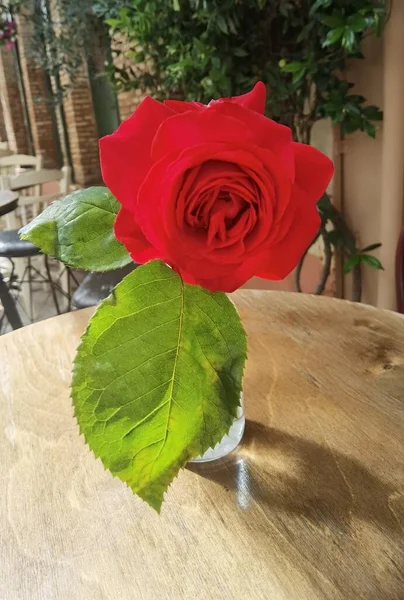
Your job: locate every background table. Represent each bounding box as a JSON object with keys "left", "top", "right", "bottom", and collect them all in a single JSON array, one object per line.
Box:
[{"left": 1, "top": 291, "right": 403, "bottom": 599}]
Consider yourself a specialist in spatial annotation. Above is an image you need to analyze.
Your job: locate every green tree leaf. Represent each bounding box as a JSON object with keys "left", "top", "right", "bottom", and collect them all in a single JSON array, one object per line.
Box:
[
  {"left": 309, "top": 0, "right": 331, "bottom": 15},
  {"left": 19, "top": 187, "right": 132, "bottom": 272},
  {"left": 281, "top": 61, "right": 304, "bottom": 73},
  {"left": 233, "top": 47, "right": 248, "bottom": 57},
  {"left": 348, "top": 14, "right": 368, "bottom": 32},
  {"left": 72, "top": 261, "right": 247, "bottom": 511},
  {"left": 342, "top": 28, "right": 356, "bottom": 51},
  {"left": 360, "top": 254, "right": 384, "bottom": 270},
  {"left": 217, "top": 15, "right": 228, "bottom": 34},
  {"left": 361, "top": 242, "right": 382, "bottom": 252},
  {"left": 343, "top": 255, "right": 360, "bottom": 274},
  {"left": 363, "top": 105, "right": 383, "bottom": 121},
  {"left": 322, "top": 27, "right": 344, "bottom": 47}
]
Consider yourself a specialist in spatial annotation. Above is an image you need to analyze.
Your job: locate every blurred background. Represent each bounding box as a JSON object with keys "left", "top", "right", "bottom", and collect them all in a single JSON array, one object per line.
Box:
[{"left": 0, "top": 0, "right": 401, "bottom": 332}]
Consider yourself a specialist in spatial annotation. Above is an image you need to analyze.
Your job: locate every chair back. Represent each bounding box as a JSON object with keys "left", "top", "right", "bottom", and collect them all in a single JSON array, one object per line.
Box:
[
  {"left": 0, "top": 166, "right": 71, "bottom": 229},
  {"left": 0, "top": 154, "right": 42, "bottom": 176},
  {"left": 396, "top": 230, "right": 404, "bottom": 313}
]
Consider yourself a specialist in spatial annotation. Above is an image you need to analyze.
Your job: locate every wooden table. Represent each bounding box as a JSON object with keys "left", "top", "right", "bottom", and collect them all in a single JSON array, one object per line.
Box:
[{"left": 1, "top": 291, "right": 403, "bottom": 600}]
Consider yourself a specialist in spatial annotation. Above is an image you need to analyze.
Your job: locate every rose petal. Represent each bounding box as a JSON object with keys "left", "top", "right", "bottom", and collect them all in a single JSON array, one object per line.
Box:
[
  {"left": 100, "top": 96, "right": 174, "bottom": 211},
  {"left": 210, "top": 102, "right": 294, "bottom": 179},
  {"left": 211, "top": 81, "right": 267, "bottom": 115},
  {"left": 293, "top": 143, "right": 334, "bottom": 202},
  {"left": 164, "top": 100, "right": 205, "bottom": 113},
  {"left": 164, "top": 82, "right": 267, "bottom": 115},
  {"left": 257, "top": 186, "right": 321, "bottom": 280},
  {"left": 114, "top": 207, "right": 161, "bottom": 263},
  {"left": 181, "top": 254, "right": 261, "bottom": 292},
  {"left": 232, "top": 81, "right": 267, "bottom": 114},
  {"left": 151, "top": 110, "right": 254, "bottom": 162}
]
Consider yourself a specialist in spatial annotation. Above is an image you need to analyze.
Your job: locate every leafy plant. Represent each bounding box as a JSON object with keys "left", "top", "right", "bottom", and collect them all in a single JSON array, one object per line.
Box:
[
  {"left": 103, "top": 0, "right": 385, "bottom": 143},
  {"left": 302, "top": 194, "right": 383, "bottom": 300}
]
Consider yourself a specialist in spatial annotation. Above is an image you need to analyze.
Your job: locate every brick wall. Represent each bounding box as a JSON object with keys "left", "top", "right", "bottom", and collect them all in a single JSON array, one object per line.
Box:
[
  {"left": 61, "top": 65, "right": 102, "bottom": 186},
  {"left": 112, "top": 32, "right": 145, "bottom": 122},
  {"left": 16, "top": 15, "right": 60, "bottom": 167},
  {"left": 118, "top": 89, "right": 143, "bottom": 121},
  {"left": 0, "top": 100, "right": 7, "bottom": 141},
  {"left": 0, "top": 20, "right": 144, "bottom": 184},
  {"left": 0, "top": 46, "right": 29, "bottom": 153}
]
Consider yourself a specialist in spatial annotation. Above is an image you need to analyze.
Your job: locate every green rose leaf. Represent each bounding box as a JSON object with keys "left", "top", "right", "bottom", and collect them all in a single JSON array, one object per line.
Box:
[
  {"left": 19, "top": 187, "right": 132, "bottom": 272},
  {"left": 360, "top": 254, "right": 384, "bottom": 270},
  {"left": 72, "top": 260, "right": 247, "bottom": 511}
]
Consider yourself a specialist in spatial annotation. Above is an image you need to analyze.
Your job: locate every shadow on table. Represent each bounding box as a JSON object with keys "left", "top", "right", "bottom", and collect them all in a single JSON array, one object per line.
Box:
[{"left": 187, "top": 420, "right": 403, "bottom": 536}]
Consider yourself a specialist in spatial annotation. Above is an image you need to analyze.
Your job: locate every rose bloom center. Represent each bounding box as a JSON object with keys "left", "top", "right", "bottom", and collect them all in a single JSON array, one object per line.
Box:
[{"left": 178, "top": 159, "right": 272, "bottom": 251}]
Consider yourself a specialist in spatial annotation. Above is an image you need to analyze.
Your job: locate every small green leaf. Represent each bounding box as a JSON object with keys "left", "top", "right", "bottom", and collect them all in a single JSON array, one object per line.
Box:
[
  {"left": 228, "top": 17, "right": 237, "bottom": 35},
  {"left": 342, "top": 28, "right": 356, "bottom": 51},
  {"left": 233, "top": 47, "right": 248, "bottom": 57},
  {"left": 323, "top": 27, "right": 344, "bottom": 47},
  {"left": 363, "top": 122, "right": 376, "bottom": 138},
  {"left": 72, "top": 261, "right": 247, "bottom": 511},
  {"left": 374, "top": 12, "right": 385, "bottom": 37},
  {"left": 292, "top": 70, "right": 305, "bottom": 84},
  {"left": 360, "top": 254, "right": 384, "bottom": 270},
  {"left": 348, "top": 14, "right": 368, "bottom": 32},
  {"left": 281, "top": 61, "right": 304, "bottom": 73},
  {"left": 297, "top": 23, "right": 313, "bottom": 43},
  {"left": 309, "top": 0, "right": 331, "bottom": 15},
  {"left": 172, "top": 0, "right": 180, "bottom": 10},
  {"left": 343, "top": 255, "right": 360, "bottom": 274},
  {"left": 217, "top": 15, "right": 228, "bottom": 35},
  {"left": 363, "top": 105, "right": 383, "bottom": 121},
  {"left": 361, "top": 242, "right": 382, "bottom": 252},
  {"left": 19, "top": 187, "right": 131, "bottom": 272},
  {"left": 105, "top": 18, "right": 120, "bottom": 28},
  {"left": 279, "top": 1, "right": 289, "bottom": 17}
]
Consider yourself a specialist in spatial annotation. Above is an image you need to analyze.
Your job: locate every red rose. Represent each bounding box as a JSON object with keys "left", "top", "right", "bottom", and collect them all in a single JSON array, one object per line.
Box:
[{"left": 100, "top": 82, "right": 333, "bottom": 292}]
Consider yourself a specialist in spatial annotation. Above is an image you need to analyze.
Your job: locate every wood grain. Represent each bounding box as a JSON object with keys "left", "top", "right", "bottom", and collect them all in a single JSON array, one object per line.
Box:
[{"left": 0, "top": 291, "right": 403, "bottom": 600}]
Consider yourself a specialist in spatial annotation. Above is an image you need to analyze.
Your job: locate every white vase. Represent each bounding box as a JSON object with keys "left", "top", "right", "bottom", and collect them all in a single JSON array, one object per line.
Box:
[{"left": 189, "top": 392, "right": 245, "bottom": 463}]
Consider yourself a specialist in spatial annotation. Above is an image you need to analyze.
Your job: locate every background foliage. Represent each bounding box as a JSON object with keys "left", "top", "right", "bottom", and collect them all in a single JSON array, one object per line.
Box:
[{"left": 104, "top": 0, "right": 385, "bottom": 143}]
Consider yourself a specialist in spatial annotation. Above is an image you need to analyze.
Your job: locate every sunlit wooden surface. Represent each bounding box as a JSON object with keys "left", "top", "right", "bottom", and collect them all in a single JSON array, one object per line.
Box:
[{"left": 1, "top": 291, "right": 403, "bottom": 599}]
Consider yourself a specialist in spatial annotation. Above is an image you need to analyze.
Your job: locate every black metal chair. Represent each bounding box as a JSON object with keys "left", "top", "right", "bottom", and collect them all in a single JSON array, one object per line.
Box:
[
  {"left": 0, "top": 190, "right": 24, "bottom": 330},
  {"left": 0, "top": 168, "right": 73, "bottom": 323},
  {"left": 72, "top": 263, "right": 138, "bottom": 309}
]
